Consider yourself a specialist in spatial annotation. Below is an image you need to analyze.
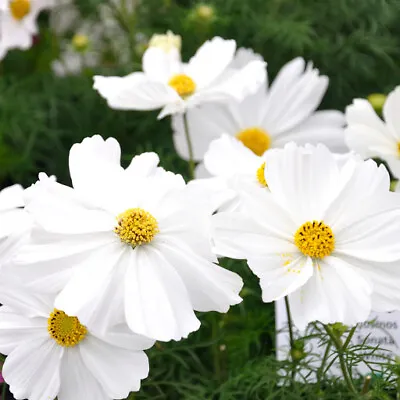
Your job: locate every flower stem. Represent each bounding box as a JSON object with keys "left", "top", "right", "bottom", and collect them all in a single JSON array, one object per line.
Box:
[
  {"left": 317, "top": 341, "right": 332, "bottom": 384},
  {"left": 183, "top": 113, "right": 195, "bottom": 180},
  {"left": 324, "top": 324, "right": 357, "bottom": 394},
  {"left": 2, "top": 382, "right": 7, "bottom": 400},
  {"left": 284, "top": 297, "right": 296, "bottom": 383}
]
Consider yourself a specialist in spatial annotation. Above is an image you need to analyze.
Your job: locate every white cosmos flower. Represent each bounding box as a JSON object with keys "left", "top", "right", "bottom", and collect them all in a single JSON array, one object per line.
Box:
[
  {"left": 212, "top": 142, "right": 400, "bottom": 330},
  {"left": 14, "top": 135, "right": 243, "bottom": 341},
  {"left": 172, "top": 52, "right": 346, "bottom": 170},
  {"left": 345, "top": 86, "right": 400, "bottom": 178},
  {"left": 0, "top": 281, "right": 153, "bottom": 400},
  {"left": 0, "top": 0, "right": 55, "bottom": 60},
  {"left": 93, "top": 36, "right": 266, "bottom": 119}
]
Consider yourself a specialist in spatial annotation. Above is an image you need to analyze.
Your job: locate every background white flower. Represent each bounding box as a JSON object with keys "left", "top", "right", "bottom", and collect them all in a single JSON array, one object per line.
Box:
[
  {"left": 93, "top": 36, "right": 266, "bottom": 118},
  {"left": 0, "top": 0, "right": 55, "bottom": 60},
  {"left": 173, "top": 51, "right": 346, "bottom": 175},
  {"left": 0, "top": 280, "right": 153, "bottom": 400},
  {"left": 212, "top": 143, "right": 400, "bottom": 329},
  {"left": 13, "top": 135, "right": 243, "bottom": 342},
  {"left": 345, "top": 86, "right": 400, "bottom": 178}
]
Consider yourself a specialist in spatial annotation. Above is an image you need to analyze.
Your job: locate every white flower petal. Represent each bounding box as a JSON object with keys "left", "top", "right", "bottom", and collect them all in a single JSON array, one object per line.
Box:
[
  {"left": 172, "top": 104, "right": 239, "bottom": 161},
  {"left": 0, "top": 307, "right": 46, "bottom": 354},
  {"left": 58, "top": 347, "right": 108, "bottom": 400},
  {"left": 142, "top": 47, "right": 181, "bottom": 82},
  {"left": 4, "top": 337, "right": 62, "bottom": 400},
  {"left": 265, "top": 143, "right": 340, "bottom": 223},
  {"left": 273, "top": 110, "right": 346, "bottom": 152},
  {"left": 289, "top": 256, "right": 372, "bottom": 330},
  {"left": 80, "top": 335, "right": 149, "bottom": 397},
  {"left": 124, "top": 246, "right": 201, "bottom": 341},
  {"left": 55, "top": 242, "right": 125, "bottom": 320},
  {"left": 186, "top": 37, "right": 236, "bottom": 88},
  {"left": 125, "top": 152, "right": 160, "bottom": 177},
  {"left": 212, "top": 212, "right": 295, "bottom": 259},
  {"left": 94, "top": 73, "right": 181, "bottom": 111},
  {"left": 158, "top": 237, "right": 243, "bottom": 312},
  {"left": 382, "top": 86, "right": 400, "bottom": 141},
  {"left": 344, "top": 99, "right": 396, "bottom": 158},
  {"left": 0, "top": 184, "right": 24, "bottom": 210},
  {"left": 248, "top": 254, "right": 313, "bottom": 302}
]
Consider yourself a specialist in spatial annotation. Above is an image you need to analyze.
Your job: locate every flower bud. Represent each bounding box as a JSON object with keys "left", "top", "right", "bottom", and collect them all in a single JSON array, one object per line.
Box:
[
  {"left": 195, "top": 4, "right": 215, "bottom": 21},
  {"left": 367, "top": 93, "right": 386, "bottom": 114},
  {"left": 148, "top": 31, "right": 181, "bottom": 53}
]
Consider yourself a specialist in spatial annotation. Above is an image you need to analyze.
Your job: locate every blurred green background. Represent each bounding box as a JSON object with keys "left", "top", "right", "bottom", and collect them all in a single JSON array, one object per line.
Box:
[{"left": 2, "top": 0, "right": 400, "bottom": 398}]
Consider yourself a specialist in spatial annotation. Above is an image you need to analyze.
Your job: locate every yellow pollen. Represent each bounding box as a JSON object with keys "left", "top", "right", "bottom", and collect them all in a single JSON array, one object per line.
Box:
[
  {"left": 168, "top": 74, "right": 196, "bottom": 98},
  {"left": 294, "top": 221, "right": 335, "bottom": 259},
  {"left": 115, "top": 208, "right": 159, "bottom": 246},
  {"left": 10, "top": 0, "right": 30, "bottom": 20},
  {"left": 236, "top": 127, "right": 271, "bottom": 156},
  {"left": 397, "top": 142, "right": 400, "bottom": 157},
  {"left": 256, "top": 162, "right": 267, "bottom": 187},
  {"left": 48, "top": 309, "right": 87, "bottom": 347}
]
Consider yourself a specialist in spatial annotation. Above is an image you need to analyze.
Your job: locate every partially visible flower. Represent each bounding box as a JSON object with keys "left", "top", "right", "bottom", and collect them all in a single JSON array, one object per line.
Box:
[
  {"left": 93, "top": 36, "right": 266, "bottom": 119},
  {"left": 52, "top": 22, "right": 101, "bottom": 77},
  {"left": 148, "top": 30, "right": 181, "bottom": 53},
  {"left": 345, "top": 87, "right": 400, "bottom": 178},
  {"left": 14, "top": 135, "right": 243, "bottom": 342},
  {"left": 0, "top": 281, "right": 154, "bottom": 400},
  {"left": 0, "top": 184, "right": 31, "bottom": 268},
  {"left": 212, "top": 143, "right": 400, "bottom": 330},
  {"left": 367, "top": 93, "right": 386, "bottom": 114},
  {"left": 0, "top": 0, "right": 55, "bottom": 60},
  {"left": 172, "top": 51, "right": 346, "bottom": 166}
]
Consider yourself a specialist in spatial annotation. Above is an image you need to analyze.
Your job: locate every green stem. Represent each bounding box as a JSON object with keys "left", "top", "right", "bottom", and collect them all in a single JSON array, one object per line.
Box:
[
  {"left": 317, "top": 341, "right": 332, "bottom": 384},
  {"left": 343, "top": 325, "right": 357, "bottom": 351},
  {"left": 324, "top": 324, "right": 357, "bottom": 394},
  {"left": 2, "top": 382, "right": 7, "bottom": 400},
  {"left": 284, "top": 297, "right": 296, "bottom": 383},
  {"left": 183, "top": 113, "right": 195, "bottom": 180}
]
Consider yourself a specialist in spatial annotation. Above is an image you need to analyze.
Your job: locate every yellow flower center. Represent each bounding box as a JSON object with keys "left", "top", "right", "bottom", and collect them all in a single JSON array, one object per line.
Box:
[
  {"left": 48, "top": 309, "right": 87, "bottom": 347},
  {"left": 236, "top": 127, "right": 271, "bottom": 156},
  {"left": 294, "top": 221, "right": 335, "bottom": 259},
  {"left": 10, "top": 0, "right": 30, "bottom": 20},
  {"left": 168, "top": 74, "right": 196, "bottom": 98},
  {"left": 397, "top": 142, "right": 400, "bottom": 157},
  {"left": 72, "top": 34, "right": 90, "bottom": 52},
  {"left": 256, "top": 162, "right": 267, "bottom": 187},
  {"left": 115, "top": 208, "right": 159, "bottom": 246}
]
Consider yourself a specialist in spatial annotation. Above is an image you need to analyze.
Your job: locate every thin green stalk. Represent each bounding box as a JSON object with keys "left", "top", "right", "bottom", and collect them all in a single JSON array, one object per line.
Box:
[
  {"left": 284, "top": 297, "right": 296, "bottom": 383},
  {"left": 2, "top": 382, "right": 7, "bottom": 400},
  {"left": 324, "top": 324, "right": 357, "bottom": 394},
  {"left": 317, "top": 341, "right": 332, "bottom": 384},
  {"left": 183, "top": 113, "right": 195, "bottom": 180},
  {"left": 343, "top": 325, "right": 357, "bottom": 350}
]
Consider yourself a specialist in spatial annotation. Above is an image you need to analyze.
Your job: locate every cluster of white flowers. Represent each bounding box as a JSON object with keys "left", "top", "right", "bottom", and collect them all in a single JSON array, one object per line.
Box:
[{"left": 1, "top": 26, "right": 400, "bottom": 399}]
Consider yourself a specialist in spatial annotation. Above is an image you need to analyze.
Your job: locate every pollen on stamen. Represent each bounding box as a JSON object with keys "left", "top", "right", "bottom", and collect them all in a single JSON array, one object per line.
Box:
[
  {"left": 256, "top": 162, "right": 267, "bottom": 187},
  {"left": 294, "top": 220, "right": 335, "bottom": 259},
  {"left": 115, "top": 208, "right": 159, "bottom": 246},
  {"left": 10, "top": 0, "right": 31, "bottom": 20},
  {"left": 48, "top": 309, "right": 87, "bottom": 347},
  {"left": 236, "top": 127, "right": 271, "bottom": 156},
  {"left": 168, "top": 74, "right": 196, "bottom": 98}
]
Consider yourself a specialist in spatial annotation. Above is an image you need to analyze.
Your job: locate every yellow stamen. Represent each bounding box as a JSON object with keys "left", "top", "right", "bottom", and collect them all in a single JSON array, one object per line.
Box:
[
  {"left": 236, "top": 127, "right": 271, "bottom": 156},
  {"left": 294, "top": 221, "right": 335, "bottom": 259},
  {"left": 10, "top": 0, "right": 30, "bottom": 20},
  {"left": 115, "top": 208, "right": 159, "bottom": 246},
  {"left": 397, "top": 142, "right": 400, "bottom": 157},
  {"left": 256, "top": 162, "right": 267, "bottom": 187},
  {"left": 48, "top": 309, "right": 87, "bottom": 347},
  {"left": 168, "top": 74, "right": 196, "bottom": 98},
  {"left": 72, "top": 34, "right": 90, "bottom": 52}
]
